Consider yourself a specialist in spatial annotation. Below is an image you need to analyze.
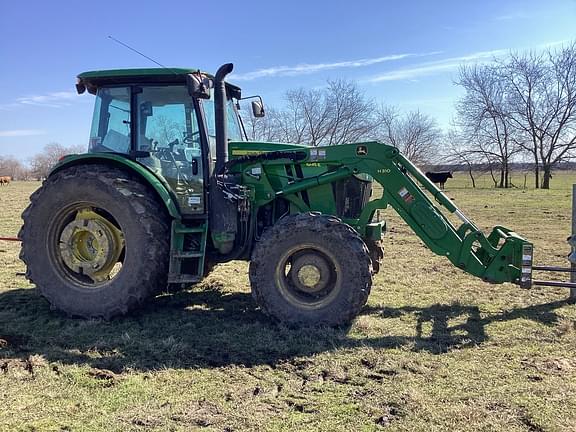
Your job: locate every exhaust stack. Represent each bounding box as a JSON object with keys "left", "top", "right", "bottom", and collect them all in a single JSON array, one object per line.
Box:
[
  {"left": 214, "top": 63, "right": 233, "bottom": 173},
  {"left": 210, "top": 63, "right": 239, "bottom": 255}
]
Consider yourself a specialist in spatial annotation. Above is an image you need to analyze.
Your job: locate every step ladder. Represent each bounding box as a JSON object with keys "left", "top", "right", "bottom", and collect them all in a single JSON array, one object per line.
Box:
[{"left": 168, "top": 220, "right": 208, "bottom": 285}]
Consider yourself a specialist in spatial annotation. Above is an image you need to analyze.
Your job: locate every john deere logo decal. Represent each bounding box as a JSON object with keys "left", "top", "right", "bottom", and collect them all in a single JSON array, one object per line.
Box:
[{"left": 356, "top": 145, "right": 368, "bottom": 156}]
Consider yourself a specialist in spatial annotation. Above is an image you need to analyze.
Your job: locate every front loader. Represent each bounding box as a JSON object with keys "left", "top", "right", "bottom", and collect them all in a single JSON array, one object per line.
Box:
[{"left": 20, "top": 63, "right": 535, "bottom": 325}]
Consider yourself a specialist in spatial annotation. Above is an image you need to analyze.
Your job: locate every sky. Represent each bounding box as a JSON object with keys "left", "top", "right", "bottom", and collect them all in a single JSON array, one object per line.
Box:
[{"left": 0, "top": 0, "right": 574, "bottom": 161}]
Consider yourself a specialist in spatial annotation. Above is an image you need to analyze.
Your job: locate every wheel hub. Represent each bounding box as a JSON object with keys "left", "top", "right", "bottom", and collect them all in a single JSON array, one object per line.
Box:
[
  {"left": 59, "top": 209, "right": 124, "bottom": 283},
  {"left": 289, "top": 253, "right": 332, "bottom": 294},
  {"left": 297, "top": 265, "right": 321, "bottom": 289}
]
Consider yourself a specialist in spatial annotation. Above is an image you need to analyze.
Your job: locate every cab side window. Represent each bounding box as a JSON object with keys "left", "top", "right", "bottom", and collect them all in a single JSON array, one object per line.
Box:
[{"left": 89, "top": 87, "right": 131, "bottom": 153}]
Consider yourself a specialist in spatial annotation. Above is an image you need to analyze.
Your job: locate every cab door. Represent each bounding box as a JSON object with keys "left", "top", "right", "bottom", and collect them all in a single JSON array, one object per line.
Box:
[{"left": 135, "top": 85, "right": 205, "bottom": 215}]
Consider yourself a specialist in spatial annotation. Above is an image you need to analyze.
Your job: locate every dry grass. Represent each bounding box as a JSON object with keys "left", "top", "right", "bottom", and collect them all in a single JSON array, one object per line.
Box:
[{"left": 1, "top": 173, "right": 576, "bottom": 431}]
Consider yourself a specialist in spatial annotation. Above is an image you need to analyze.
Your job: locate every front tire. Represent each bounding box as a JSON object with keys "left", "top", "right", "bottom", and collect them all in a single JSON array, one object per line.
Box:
[
  {"left": 249, "top": 213, "right": 372, "bottom": 326},
  {"left": 19, "top": 164, "right": 170, "bottom": 319}
]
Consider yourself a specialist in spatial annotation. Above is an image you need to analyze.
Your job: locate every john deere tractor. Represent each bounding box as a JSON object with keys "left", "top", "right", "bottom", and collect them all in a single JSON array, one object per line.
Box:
[{"left": 19, "top": 63, "right": 534, "bottom": 325}]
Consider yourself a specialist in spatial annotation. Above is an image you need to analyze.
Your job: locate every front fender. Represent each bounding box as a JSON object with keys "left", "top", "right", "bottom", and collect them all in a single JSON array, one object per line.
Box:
[{"left": 51, "top": 153, "right": 181, "bottom": 219}]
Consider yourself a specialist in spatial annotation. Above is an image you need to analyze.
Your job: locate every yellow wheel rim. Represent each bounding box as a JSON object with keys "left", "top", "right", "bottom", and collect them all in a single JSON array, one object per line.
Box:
[
  {"left": 274, "top": 244, "right": 342, "bottom": 310},
  {"left": 59, "top": 209, "right": 124, "bottom": 283}
]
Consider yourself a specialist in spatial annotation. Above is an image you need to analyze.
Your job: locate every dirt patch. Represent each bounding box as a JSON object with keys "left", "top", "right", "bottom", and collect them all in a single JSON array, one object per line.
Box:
[
  {"left": 171, "top": 400, "right": 224, "bottom": 427},
  {"left": 541, "top": 358, "right": 576, "bottom": 372},
  {"left": 0, "top": 354, "right": 46, "bottom": 378},
  {"left": 520, "top": 413, "right": 544, "bottom": 432},
  {"left": 1, "top": 358, "right": 33, "bottom": 378},
  {"left": 483, "top": 401, "right": 545, "bottom": 432},
  {"left": 374, "top": 403, "right": 404, "bottom": 427},
  {"left": 88, "top": 368, "right": 119, "bottom": 387},
  {"left": 321, "top": 366, "right": 350, "bottom": 384},
  {"left": 118, "top": 409, "right": 165, "bottom": 430},
  {"left": 556, "top": 318, "right": 575, "bottom": 336},
  {"left": 285, "top": 398, "right": 318, "bottom": 414},
  {"left": 130, "top": 415, "right": 164, "bottom": 429},
  {"left": 521, "top": 356, "right": 576, "bottom": 375}
]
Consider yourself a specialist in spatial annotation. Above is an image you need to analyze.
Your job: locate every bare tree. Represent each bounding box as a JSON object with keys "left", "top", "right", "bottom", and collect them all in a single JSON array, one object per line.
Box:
[
  {"left": 444, "top": 130, "right": 482, "bottom": 188},
  {"left": 502, "top": 43, "right": 576, "bottom": 189},
  {"left": 148, "top": 115, "right": 183, "bottom": 146},
  {"left": 278, "top": 90, "right": 316, "bottom": 144},
  {"left": 0, "top": 156, "right": 28, "bottom": 180},
  {"left": 324, "top": 79, "right": 376, "bottom": 145},
  {"left": 455, "top": 64, "right": 521, "bottom": 188},
  {"left": 287, "top": 87, "right": 332, "bottom": 145},
  {"left": 241, "top": 106, "right": 288, "bottom": 142},
  {"left": 245, "top": 79, "right": 376, "bottom": 146},
  {"left": 373, "top": 106, "right": 442, "bottom": 164},
  {"left": 29, "top": 142, "right": 85, "bottom": 180}
]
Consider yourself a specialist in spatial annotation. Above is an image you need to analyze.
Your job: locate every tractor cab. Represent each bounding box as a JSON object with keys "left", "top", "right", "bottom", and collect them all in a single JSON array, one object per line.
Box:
[{"left": 76, "top": 68, "right": 246, "bottom": 215}]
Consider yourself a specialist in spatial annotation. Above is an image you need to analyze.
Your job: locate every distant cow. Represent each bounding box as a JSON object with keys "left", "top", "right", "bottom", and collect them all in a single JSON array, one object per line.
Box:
[
  {"left": 0, "top": 176, "right": 11, "bottom": 186},
  {"left": 425, "top": 171, "right": 452, "bottom": 189}
]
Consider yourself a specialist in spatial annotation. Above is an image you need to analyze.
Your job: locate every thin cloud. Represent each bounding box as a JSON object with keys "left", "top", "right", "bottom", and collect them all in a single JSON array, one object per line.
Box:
[
  {"left": 16, "top": 91, "right": 77, "bottom": 108},
  {"left": 494, "top": 11, "right": 532, "bottom": 21},
  {"left": 368, "top": 41, "right": 575, "bottom": 83},
  {"left": 0, "top": 129, "right": 46, "bottom": 137},
  {"left": 367, "top": 49, "right": 508, "bottom": 82},
  {"left": 230, "top": 52, "right": 442, "bottom": 81},
  {"left": 535, "top": 39, "right": 572, "bottom": 49},
  {"left": 0, "top": 103, "right": 20, "bottom": 111},
  {"left": 0, "top": 91, "right": 79, "bottom": 111}
]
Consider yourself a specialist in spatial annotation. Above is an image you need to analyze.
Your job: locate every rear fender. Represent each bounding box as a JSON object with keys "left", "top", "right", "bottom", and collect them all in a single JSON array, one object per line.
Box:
[{"left": 51, "top": 153, "right": 181, "bottom": 219}]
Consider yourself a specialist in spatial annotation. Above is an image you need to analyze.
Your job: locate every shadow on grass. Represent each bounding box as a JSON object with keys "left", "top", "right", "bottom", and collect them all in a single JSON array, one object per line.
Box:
[
  {"left": 364, "top": 299, "right": 567, "bottom": 354},
  {"left": 0, "top": 285, "right": 570, "bottom": 371}
]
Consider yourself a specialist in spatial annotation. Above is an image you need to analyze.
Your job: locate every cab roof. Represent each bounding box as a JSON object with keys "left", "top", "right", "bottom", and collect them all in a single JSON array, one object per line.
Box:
[
  {"left": 78, "top": 67, "right": 212, "bottom": 81},
  {"left": 76, "top": 68, "right": 241, "bottom": 97}
]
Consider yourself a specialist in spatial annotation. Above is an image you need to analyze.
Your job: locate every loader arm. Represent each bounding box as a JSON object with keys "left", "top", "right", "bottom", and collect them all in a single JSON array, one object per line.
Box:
[
  {"left": 357, "top": 146, "right": 532, "bottom": 286},
  {"left": 230, "top": 141, "right": 533, "bottom": 287}
]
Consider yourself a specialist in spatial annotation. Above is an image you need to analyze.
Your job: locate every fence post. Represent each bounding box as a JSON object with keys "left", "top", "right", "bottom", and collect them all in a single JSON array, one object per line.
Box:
[{"left": 571, "top": 185, "right": 576, "bottom": 302}]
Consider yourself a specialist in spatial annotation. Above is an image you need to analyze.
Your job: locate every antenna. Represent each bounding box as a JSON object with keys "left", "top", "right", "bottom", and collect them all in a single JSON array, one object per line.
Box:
[{"left": 107, "top": 35, "right": 177, "bottom": 74}]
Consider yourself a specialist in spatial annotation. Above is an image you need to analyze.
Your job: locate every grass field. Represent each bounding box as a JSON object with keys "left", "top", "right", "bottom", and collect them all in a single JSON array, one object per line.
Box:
[{"left": 1, "top": 172, "right": 576, "bottom": 432}]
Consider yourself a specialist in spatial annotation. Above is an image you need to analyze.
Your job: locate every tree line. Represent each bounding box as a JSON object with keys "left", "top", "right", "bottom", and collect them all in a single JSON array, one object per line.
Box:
[
  {"left": 242, "top": 79, "right": 442, "bottom": 166},
  {"left": 243, "top": 42, "right": 576, "bottom": 189},
  {"left": 0, "top": 143, "right": 84, "bottom": 181}
]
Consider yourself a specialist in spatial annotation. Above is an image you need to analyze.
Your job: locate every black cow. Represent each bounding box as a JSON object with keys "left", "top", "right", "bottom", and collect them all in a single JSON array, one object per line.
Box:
[{"left": 425, "top": 171, "right": 453, "bottom": 189}]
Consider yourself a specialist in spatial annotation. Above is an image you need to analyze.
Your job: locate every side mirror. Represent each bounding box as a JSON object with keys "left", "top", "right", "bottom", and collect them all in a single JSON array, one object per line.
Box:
[
  {"left": 75, "top": 78, "right": 86, "bottom": 94},
  {"left": 187, "top": 73, "right": 212, "bottom": 99},
  {"left": 251, "top": 100, "right": 265, "bottom": 118}
]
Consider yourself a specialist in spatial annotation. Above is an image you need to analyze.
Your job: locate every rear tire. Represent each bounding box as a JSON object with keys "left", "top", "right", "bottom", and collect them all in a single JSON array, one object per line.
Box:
[
  {"left": 19, "top": 164, "right": 170, "bottom": 319},
  {"left": 249, "top": 213, "right": 372, "bottom": 326}
]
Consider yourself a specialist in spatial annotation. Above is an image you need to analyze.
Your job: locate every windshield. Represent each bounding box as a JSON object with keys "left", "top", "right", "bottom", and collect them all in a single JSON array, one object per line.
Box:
[{"left": 202, "top": 95, "right": 244, "bottom": 145}]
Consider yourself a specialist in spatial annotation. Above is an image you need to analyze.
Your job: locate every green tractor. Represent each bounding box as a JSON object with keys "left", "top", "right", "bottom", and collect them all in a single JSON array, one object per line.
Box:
[{"left": 19, "top": 63, "right": 534, "bottom": 326}]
